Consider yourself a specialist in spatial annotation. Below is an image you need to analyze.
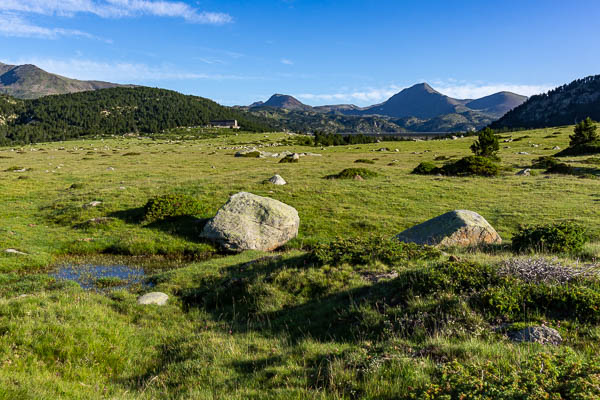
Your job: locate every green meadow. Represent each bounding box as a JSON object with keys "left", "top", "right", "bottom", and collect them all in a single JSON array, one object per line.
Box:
[{"left": 1, "top": 126, "right": 600, "bottom": 399}]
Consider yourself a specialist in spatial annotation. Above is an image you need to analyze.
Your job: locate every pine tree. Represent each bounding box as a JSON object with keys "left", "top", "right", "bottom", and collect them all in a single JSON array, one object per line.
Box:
[
  {"left": 470, "top": 127, "right": 499, "bottom": 159},
  {"left": 570, "top": 117, "right": 598, "bottom": 146}
]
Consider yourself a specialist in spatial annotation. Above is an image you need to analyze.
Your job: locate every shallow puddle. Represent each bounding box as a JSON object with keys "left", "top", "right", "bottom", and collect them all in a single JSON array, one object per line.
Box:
[{"left": 50, "top": 263, "right": 150, "bottom": 290}]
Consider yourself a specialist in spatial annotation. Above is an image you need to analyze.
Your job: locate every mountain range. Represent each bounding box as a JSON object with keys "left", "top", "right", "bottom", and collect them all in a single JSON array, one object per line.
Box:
[
  {"left": 0, "top": 62, "right": 127, "bottom": 99},
  {"left": 247, "top": 84, "right": 527, "bottom": 132}
]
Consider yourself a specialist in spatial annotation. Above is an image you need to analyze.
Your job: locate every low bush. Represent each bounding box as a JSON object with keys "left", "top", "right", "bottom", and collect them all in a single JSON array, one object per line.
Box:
[
  {"left": 143, "top": 194, "right": 206, "bottom": 222},
  {"left": 238, "top": 151, "right": 261, "bottom": 158},
  {"left": 354, "top": 159, "right": 375, "bottom": 164},
  {"left": 443, "top": 156, "right": 499, "bottom": 176},
  {"left": 545, "top": 162, "right": 574, "bottom": 174},
  {"left": 412, "top": 161, "right": 441, "bottom": 175},
  {"left": 311, "top": 236, "right": 440, "bottom": 267},
  {"left": 555, "top": 142, "right": 600, "bottom": 157},
  {"left": 531, "top": 156, "right": 559, "bottom": 169},
  {"left": 512, "top": 223, "right": 588, "bottom": 254},
  {"left": 325, "top": 167, "right": 378, "bottom": 179},
  {"left": 413, "top": 156, "right": 499, "bottom": 177}
]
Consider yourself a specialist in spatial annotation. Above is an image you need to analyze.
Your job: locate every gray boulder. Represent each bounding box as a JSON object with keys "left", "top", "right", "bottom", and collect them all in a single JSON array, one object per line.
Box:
[
  {"left": 508, "top": 326, "right": 562, "bottom": 345},
  {"left": 137, "top": 292, "right": 169, "bottom": 306},
  {"left": 395, "top": 210, "right": 502, "bottom": 247},
  {"left": 201, "top": 192, "right": 299, "bottom": 252},
  {"left": 267, "top": 175, "right": 287, "bottom": 185},
  {"left": 516, "top": 168, "right": 531, "bottom": 176}
]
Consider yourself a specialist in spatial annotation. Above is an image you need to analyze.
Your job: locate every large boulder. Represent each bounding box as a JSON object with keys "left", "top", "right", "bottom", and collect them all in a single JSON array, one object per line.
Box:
[
  {"left": 201, "top": 192, "right": 299, "bottom": 251},
  {"left": 395, "top": 210, "right": 501, "bottom": 247}
]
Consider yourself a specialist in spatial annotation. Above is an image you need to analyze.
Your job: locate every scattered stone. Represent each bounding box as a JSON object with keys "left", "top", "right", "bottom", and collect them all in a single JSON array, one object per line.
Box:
[
  {"left": 553, "top": 146, "right": 561, "bottom": 150},
  {"left": 508, "top": 326, "right": 562, "bottom": 345},
  {"left": 267, "top": 175, "right": 287, "bottom": 185},
  {"left": 353, "top": 174, "right": 364, "bottom": 181},
  {"left": 4, "top": 249, "right": 27, "bottom": 255},
  {"left": 137, "top": 292, "right": 169, "bottom": 306},
  {"left": 107, "top": 167, "right": 115, "bottom": 171},
  {"left": 84, "top": 201, "right": 102, "bottom": 208},
  {"left": 201, "top": 192, "right": 299, "bottom": 252},
  {"left": 451, "top": 136, "right": 458, "bottom": 140},
  {"left": 395, "top": 210, "right": 502, "bottom": 247},
  {"left": 517, "top": 152, "right": 530, "bottom": 155},
  {"left": 516, "top": 168, "right": 531, "bottom": 176}
]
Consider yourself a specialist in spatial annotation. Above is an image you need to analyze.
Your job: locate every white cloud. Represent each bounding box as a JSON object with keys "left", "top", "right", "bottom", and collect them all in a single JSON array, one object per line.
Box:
[
  {"left": 296, "top": 81, "right": 554, "bottom": 106},
  {"left": 431, "top": 82, "right": 552, "bottom": 99},
  {"left": 3, "top": 57, "right": 261, "bottom": 82},
  {"left": 0, "top": 13, "right": 108, "bottom": 40},
  {"left": 281, "top": 58, "right": 293, "bottom": 65},
  {"left": 297, "top": 85, "right": 401, "bottom": 105},
  {"left": 0, "top": 0, "right": 233, "bottom": 24}
]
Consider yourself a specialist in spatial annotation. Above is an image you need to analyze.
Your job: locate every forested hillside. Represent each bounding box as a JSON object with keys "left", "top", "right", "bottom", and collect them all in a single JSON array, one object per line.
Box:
[
  {"left": 0, "top": 87, "right": 273, "bottom": 145},
  {"left": 491, "top": 75, "right": 600, "bottom": 129}
]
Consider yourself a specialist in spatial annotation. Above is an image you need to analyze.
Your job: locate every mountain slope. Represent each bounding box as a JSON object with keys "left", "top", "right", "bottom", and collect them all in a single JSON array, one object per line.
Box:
[
  {"left": 359, "top": 83, "right": 465, "bottom": 119},
  {"left": 0, "top": 87, "right": 274, "bottom": 145},
  {"left": 465, "top": 91, "right": 527, "bottom": 118},
  {"left": 491, "top": 75, "right": 600, "bottom": 130},
  {"left": 0, "top": 61, "right": 127, "bottom": 99}
]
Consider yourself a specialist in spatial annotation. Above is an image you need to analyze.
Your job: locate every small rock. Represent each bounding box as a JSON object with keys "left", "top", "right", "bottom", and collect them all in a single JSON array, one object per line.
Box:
[
  {"left": 267, "top": 175, "right": 287, "bottom": 185},
  {"left": 517, "top": 152, "right": 530, "bottom": 155},
  {"left": 107, "top": 167, "right": 115, "bottom": 171},
  {"left": 137, "top": 292, "right": 169, "bottom": 306},
  {"left": 508, "top": 326, "right": 562, "bottom": 345},
  {"left": 553, "top": 146, "right": 561, "bottom": 150},
  {"left": 4, "top": 249, "right": 27, "bottom": 255},
  {"left": 84, "top": 201, "right": 102, "bottom": 208},
  {"left": 353, "top": 174, "right": 364, "bottom": 181},
  {"left": 516, "top": 168, "right": 531, "bottom": 176}
]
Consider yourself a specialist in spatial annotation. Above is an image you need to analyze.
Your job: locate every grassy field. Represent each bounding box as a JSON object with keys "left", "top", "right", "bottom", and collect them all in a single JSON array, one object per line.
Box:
[{"left": 0, "top": 127, "right": 600, "bottom": 398}]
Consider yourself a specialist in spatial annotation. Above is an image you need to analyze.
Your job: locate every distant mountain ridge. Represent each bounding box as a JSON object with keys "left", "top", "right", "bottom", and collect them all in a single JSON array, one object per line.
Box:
[
  {"left": 0, "top": 61, "right": 128, "bottom": 99},
  {"left": 250, "top": 83, "right": 527, "bottom": 120},
  {"left": 491, "top": 75, "right": 600, "bottom": 130},
  {"left": 248, "top": 83, "right": 527, "bottom": 132}
]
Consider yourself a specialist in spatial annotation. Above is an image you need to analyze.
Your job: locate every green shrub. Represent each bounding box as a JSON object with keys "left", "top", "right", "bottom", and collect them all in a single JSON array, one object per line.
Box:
[
  {"left": 545, "top": 162, "right": 574, "bottom": 174},
  {"left": 412, "top": 161, "right": 441, "bottom": 175},
  {"left": 311, "top": 236, "right": 440, "bottom": 267},
  {"left": 470, "top": 127, "right": 499, "bottom": 159},
  {"left": 531, "top": 156, "right": 559, "bottom": 169},
  {"left": 442, "top": 155, "right": 500, "bottom": 177},
  {"left": 512, "top": 223, "right": 588, "bottom": 254},
  {"left": 354, "top": 159, "right": 375, "bottom": 164},
  {"left": 143, "top": 194, "right": 206, "bottom": 222},
  {"left": 555, "top": 142, "right": 600, "bottom": 157},
  {"left": 415, "top": 352, "right": 600, "bottom": 399},
  {"left": 325, "top": 167, "right": 378, "bottom": 179}
]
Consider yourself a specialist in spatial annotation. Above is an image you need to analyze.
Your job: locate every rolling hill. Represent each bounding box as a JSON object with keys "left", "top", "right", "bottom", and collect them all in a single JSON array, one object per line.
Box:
[
  {"left": 0, "top": 61, "right": 127, "bottom": 99},
  {"left": 0, "top": 87, "right": 274, "bottom": 145},
  {"left": 491, "top": 75, "right": 600, "bottom": 130}
]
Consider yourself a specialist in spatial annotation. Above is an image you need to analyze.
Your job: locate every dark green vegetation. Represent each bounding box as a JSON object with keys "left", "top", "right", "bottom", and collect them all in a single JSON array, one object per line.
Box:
[
  {"left": 325, "top": 167, "right": 378, "bottom": 179},
  {"left": 413, "top": 129, "right": 500, "bottom": 177},
  {"left": 0, "top": 87, "right": 273, "bottom": 145},
  {"left": 143, "top": 194, "right": 207, "bottom": 222},
  {"left": 512, "top": 223, "right": 588, "bottom": 254},
  {"left": 492, "top": 74, "right": 600, "bottom": 130},
  {"left": 1, "top": 128, "right": 600, "bottom": 398},
  {"left": 555, "top": 117, "right": 600, "bottom": 157},
  {"left": 313, "top": 132, "right": 409, "bottom": 146},
  {"left": 470, "top": 127, "right": 500, "bottom": 158}
]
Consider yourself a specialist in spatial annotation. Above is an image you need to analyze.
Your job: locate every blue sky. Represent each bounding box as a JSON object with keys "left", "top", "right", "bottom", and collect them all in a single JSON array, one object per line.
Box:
[{"left": 1, "top": 0, "right": 599, "bottom": 106}]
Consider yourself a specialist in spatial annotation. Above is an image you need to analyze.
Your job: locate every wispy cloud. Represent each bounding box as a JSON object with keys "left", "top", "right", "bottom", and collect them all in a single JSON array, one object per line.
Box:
[
  {"left": 281, "top": 58, "right": 293, "bottom": 65},
  {"left": 296, "top": 81, "right": 554, "bottom": 106},
  {"left": 3, "top": 57, "right": 262, "bottom": 83},
  {"left": 0, "top": 0, "right": 233, "bottom": 24},
  {"left": 430, "top": 81, "right": 552, "bottom": 99},
  {"left": 0, "top": 12, "right": 109, "bottom": 41}
]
